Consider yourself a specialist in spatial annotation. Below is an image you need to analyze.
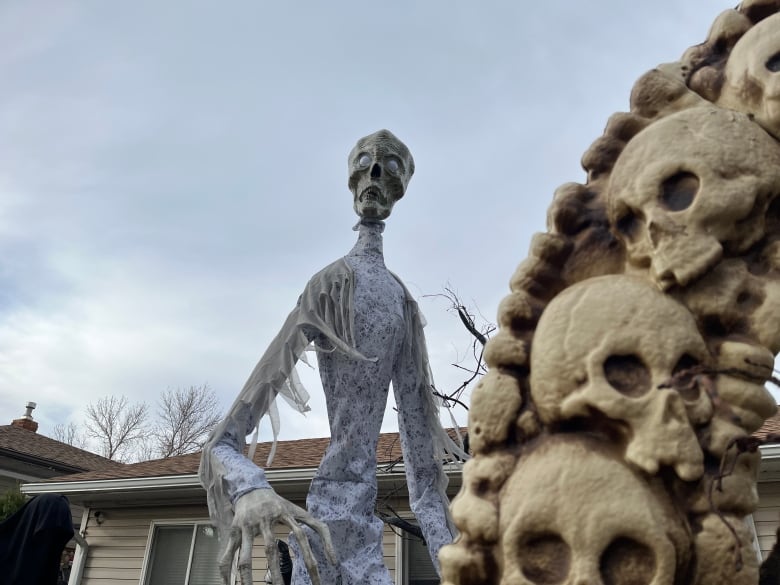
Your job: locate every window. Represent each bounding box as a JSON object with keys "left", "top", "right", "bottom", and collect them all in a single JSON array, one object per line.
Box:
[
  {"left": 143, "top": 523, "right": 222, "bottom": 585},
  {"left": 401, "top": 531, "right": 438, "bottom": 585}
]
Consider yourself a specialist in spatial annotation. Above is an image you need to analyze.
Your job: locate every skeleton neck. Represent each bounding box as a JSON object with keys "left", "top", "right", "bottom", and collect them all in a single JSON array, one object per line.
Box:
[{"left": 348, "top": 220, "right": 386, "bottom": 261}]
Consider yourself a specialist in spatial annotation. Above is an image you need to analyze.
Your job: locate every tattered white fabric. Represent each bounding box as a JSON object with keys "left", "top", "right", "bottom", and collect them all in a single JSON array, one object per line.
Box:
[{"left": 199, "top": 220, "right": 466, "bottom": 584}]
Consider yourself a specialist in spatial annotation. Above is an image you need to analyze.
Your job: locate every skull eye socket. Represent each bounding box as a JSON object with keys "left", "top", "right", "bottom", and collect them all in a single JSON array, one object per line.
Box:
[
  {"left": 659, "top": 172, "right": 699, "bottom": 212},
  {"left": 671, "top": 353, "right": 701, "bottom": 401},
  {"left": 386, "top": 157, "right": 401, "bottom": 175},
  {"left": 603, "top": 355, "right": 651, "bottom": 397},
  {"left": 357, "top": 154, "right": 371, "bottom": 169},
  {"left": 518, "top": 533, "right": 570, "bottom": 585},
  {"left": 599, "top": 537, "right": 656, "bottom": 585},
  {"left": 766, "top": 51, "right": 780, "bottom": 73}
]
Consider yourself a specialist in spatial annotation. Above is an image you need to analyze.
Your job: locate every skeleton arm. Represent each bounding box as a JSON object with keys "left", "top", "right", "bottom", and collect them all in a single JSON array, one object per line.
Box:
[
  {"left": 200, "top": 302, "right": 336, "bottom": 585},
  {"left": 393, "top": 304, "right": 464, "bottom": 575}
]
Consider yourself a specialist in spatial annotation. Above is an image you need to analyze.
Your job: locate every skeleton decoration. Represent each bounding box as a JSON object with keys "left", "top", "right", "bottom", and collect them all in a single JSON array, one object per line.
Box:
[
  {"left": 200, "top": 129, "right": 465, "bottom": 585},
  {"left": 441, "top": 3, "right": 780, "bottom": 585}
]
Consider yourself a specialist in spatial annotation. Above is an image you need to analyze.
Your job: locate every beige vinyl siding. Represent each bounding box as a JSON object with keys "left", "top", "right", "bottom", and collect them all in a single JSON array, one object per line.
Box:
[
  {"left": 79, "top": 500, "right": 403, "bottom": 585},
  {"left": 80, "top": 505, "right": 192, "bottom": 584},
  {"left": 756, "top": 481, "right": 780, "bottom": 558}
]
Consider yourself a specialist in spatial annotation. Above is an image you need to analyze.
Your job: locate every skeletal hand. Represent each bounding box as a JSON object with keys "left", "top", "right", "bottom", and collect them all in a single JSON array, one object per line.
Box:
[{"left": 218, "top": 487, "right": 336, "bottom": 585}]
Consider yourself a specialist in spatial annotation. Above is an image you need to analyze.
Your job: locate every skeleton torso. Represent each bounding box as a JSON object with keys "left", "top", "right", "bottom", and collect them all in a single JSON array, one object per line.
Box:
[
  {"left": 316, "top": 220, "right": 405, "bottom": 478},
  {"left": 292, "top": 220, "right": 406, "bottom": 585}
]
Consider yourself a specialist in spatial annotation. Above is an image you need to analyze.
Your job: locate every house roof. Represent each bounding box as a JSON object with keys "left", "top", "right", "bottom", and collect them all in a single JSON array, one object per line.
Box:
[
  {"left": 0, "top": 425, "right": 121, "bottom": 473},
  {"left": 45, "top": 431, "right": 411, "bottom": 483},
  {"left": 754, "top": 408, "right": 780, "bottom": 442}
]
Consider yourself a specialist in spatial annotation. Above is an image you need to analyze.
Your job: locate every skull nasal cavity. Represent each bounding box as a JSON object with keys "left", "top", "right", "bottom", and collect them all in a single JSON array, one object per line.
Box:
[
  {"left": 766, "top": 51, "right": 780, "bottom": 73},
  {"left": 604, "top": 355, "right": 651, "bottom": 397},
  {"left": 519, "top": 533, "right": 570, "bottom": 585},
  {"left": 600, "top": 537, "right": 656, "bottom": 585},
  {"left": 660, "top": 172, "right": 698, "bottom": 212},
  {"left": 371, "top": 163, "right": 382, "bottom": 178}
]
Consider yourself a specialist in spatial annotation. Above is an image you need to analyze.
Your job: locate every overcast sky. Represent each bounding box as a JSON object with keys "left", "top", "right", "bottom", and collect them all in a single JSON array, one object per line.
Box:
[{"left": 0, "top": 1, "right": 737, "bottom": 446}]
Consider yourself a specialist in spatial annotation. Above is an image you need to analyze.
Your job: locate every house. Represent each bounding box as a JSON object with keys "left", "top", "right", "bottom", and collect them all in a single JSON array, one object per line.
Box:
[
  {"left": 754, "top": 410, "right": 780, "bottom": 557},
  {"left": 22, "top": 409, "right": 780, "bottom": 585},
  {"left": 0, "top": 402, "right": 120, "bottom": 493},
  {"left": 21, "top": 431, "right": 461, "bottom": 585},
  {"left": 1, "top": 402, "right": 122, "bottom": 582}
]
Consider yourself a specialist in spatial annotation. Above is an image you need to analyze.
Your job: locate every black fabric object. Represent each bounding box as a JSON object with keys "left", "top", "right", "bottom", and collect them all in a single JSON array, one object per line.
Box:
[
  {"left": 761, "top": 526, "right": 780, "bottom": 585},
  {"left": 0, "top": 494, "right": 75, "bottom": 585},
  {"left": 278, "top": 539, "right": 293, "bottom": 585}
]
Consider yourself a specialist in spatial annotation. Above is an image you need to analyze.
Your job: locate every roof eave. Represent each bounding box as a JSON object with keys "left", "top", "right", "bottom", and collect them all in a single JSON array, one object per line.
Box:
[{"left": 20, "top": 462, "right": 463, "bottom": 503}]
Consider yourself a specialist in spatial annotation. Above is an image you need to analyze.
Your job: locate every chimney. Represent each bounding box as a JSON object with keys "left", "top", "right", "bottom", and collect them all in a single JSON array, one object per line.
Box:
[{"left": 11, "top": 401, "right": 38, "bottom": 432}]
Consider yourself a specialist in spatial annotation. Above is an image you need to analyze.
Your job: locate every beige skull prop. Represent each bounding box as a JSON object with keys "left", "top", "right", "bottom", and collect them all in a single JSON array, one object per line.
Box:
[
  {"left": 719, "top": 12, "right": 780, "bottom": 141},
  {"left": 499, "top": 435, "right": 691, "bottom": 585},
  {"left": 530, "top": 275, "right": 710, "bottom": 481},
  {"left": 607, "top": 106, "right": 780, "bottom": 290}
]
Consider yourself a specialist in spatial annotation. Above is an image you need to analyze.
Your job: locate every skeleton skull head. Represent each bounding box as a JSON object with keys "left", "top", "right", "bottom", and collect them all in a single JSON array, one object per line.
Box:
[
  {"left": 499, "top": 435, "right": 691, "bottom": 585},
  {"left": 530, "top": 275, "right": 710, "bottom": 481},
  {"left": 607, "top": 106, "right": 780, "bottom": 290},
  {"left": 719, "top": 12, "right": 780, "bottom": 141},
  {"left": 348, "top": 129, "right": 414, "bottom": 220}
]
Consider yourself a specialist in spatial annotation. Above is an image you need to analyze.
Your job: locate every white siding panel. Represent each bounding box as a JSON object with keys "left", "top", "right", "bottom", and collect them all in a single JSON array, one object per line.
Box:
[
  {"left": 756, "top": 482, "right": 780, "bottom": 558},
  {"left": 79, "top": 499, "right": 408, "bottom": 585}
]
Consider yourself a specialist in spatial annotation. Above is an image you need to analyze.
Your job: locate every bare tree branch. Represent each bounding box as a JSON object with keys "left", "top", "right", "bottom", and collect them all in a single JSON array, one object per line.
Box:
[
  {"left": 51, "top": 422, "right": 86, "bottom": 449},
  {"left": 85, "top": 395, "right": 149, "bottom": 461},
  {"left": 424, "top": 285, "right": 495, "bottom": 410},
  {"left": 153, "top": 384, "right": 222, "bottom": 458}
]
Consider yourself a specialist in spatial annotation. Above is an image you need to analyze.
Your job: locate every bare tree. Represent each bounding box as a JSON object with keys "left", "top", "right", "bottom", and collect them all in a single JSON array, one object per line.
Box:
[
  {"left": 85, "top": 395, "right": 149, "bottom": 461},
  {"left": 153, "top": 384, "right": 222, "bottom": 458},
  {"left": 51, "top": 421, "right": 87, "bottom": 449},
  {"left": 426, "top": 285, "right": 495, "bottom": 411}
]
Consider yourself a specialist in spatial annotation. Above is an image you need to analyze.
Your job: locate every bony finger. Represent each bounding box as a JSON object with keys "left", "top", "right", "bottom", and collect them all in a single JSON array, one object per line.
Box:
[
  {"left": 238, "top": 526, "right": 254, "bottom": 585},
  {"left": 218, "top": 531, "right": 240, "bottom": 585},
  {"left": 291, "top": 525, "right": 324, "bottom": 585},
  {"left": 260, "top": 522, "right": 284, "bottom": 585}
]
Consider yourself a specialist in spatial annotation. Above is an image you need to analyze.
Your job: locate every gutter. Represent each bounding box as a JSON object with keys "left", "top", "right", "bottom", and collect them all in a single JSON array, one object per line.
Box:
[
  {"left": 21, "top": 462, "right": 462, "bottom": 498},
  {"left": 760, "top": 443, "right": 780, "bottom": 459}
]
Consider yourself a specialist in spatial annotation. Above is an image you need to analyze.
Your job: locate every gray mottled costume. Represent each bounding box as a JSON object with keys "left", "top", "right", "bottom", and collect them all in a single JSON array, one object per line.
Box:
[{"left": 199, "top": 131, "right": 465, "bottom": 585}]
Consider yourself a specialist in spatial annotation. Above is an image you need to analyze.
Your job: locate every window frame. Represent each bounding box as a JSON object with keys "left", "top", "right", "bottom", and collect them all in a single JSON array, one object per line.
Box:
[
  {"left": 393, "top": 517, "right": 438, "bottom": 585},
  {"left": 139, "top": 518, "right": 224, "bottom": 585}
]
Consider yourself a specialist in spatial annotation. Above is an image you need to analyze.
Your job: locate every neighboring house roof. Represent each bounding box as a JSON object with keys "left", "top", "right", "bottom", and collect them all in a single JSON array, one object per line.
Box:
[
  {"left": 754, "top": 408, "right": 780, "bottom": 443},
  {"left": 0, "top": 425, "right": 121, "bottom": 474},
  {"left": 45, "top": 431, "right": 410, "bottom": 483}
]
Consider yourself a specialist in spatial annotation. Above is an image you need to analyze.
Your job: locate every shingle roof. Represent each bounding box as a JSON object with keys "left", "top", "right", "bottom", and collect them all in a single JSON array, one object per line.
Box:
[
  {"left": 48, "top": 431, "right": 410, "bottom": 483},
  {"left": 754, "top": 407, "right": 780, "bottom": 442},
  {"left": 0, "top": 425, "right": 121, "bottom": 473}
]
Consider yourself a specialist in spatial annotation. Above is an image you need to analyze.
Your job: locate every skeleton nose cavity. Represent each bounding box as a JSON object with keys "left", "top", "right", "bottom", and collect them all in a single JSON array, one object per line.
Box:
[{"left": 371, "top": 163, "right": 382, "bottom": 178}]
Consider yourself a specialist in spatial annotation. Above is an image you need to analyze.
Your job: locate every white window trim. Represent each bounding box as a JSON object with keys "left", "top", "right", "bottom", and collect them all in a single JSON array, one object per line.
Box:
[
  {"left": 67, "top": 506, "right": 90, "bottom": 585},
  {"left": 138, "top": 517, "right": 216, "bottom": 585}
]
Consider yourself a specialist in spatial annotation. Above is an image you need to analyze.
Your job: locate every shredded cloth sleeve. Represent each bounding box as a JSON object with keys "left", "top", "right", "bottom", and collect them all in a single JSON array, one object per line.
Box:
[
  {"left": 199, "top": 260, "right": 373, "bottom": 536},
  {"left": 391, "top": 276, "right": 469, "bottom": 572}
]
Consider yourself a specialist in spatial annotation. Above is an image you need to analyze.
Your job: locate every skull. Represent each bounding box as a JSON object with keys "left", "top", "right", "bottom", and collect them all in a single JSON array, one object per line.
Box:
[
  {"left": 607, "top": 106, "right": 780, "bottom": 290},
  {"left": 719, "top": 12, "right": 780, "bottom": 141},
  {"left": 347, "top": 129, "right": 414, "bottom": 220},
  {"left": 530, "top": 275, "right": 710, "bottom": 481},
  {"left": 499, "top": 435, "right": 691, "bottom": 585}
]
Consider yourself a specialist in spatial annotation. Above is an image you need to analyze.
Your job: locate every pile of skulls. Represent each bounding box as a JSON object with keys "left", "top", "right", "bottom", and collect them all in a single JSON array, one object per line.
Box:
[{"left": 441, "top": 2, "right": 780, "bottom": 584}]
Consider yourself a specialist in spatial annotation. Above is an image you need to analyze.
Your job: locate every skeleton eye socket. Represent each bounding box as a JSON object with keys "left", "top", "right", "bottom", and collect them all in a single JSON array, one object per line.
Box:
[
  {"left": 600, "top": 537, "right": 656, "bottom": 585},
  {"left": 603, "top": 354, "right": 651, "bottom": 397},
  {"left": 660, "top": 172, "right": 699, "bottom": 212},
  {"left": 386, "top": 158, "right": 401, "bottom": 175},
  {"left": 357, "top": 154, "right": 371, "bottom": 168},
  {"left": 766, "top": 51, "right": 780, "bottom": 73},
  {"left": 518, "top": 533, "right": 570, "bottom": 584}
]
